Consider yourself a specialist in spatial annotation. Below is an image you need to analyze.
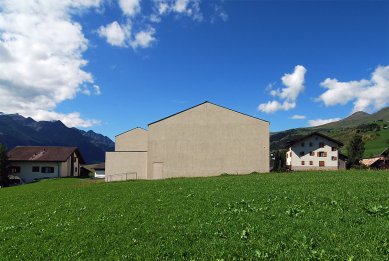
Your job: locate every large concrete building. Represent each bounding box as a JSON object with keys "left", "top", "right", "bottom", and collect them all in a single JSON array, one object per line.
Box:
[{"left": 106, "top": 101, "right": 269, "bottom": 181}]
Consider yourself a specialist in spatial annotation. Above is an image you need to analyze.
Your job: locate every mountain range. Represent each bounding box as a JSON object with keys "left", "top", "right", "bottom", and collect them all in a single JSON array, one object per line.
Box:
[
  {"left": 271, "top": 107, "right": 389, "bottom": 157},
  {"left": 0, "top": 113, "right": 114, "bottom": 164}
]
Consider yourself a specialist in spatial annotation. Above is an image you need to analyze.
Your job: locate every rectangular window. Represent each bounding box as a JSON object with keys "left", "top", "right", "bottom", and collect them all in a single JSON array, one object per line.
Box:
[
  {"left": 10, "top": 166, "right": 20, "bottom": 173},
  {"left": 319, "top": 142, "right": 325, "bottom": 148},
  {"left": 301, "top": 161, "right": 305, "bottom": 165},
  {"left": 319, "top": 161, "right": 325, "bottom": 167},
  {"left": 310, "top": 151, "right": 315, "bottom": 156},
  {"left": 332, "top": 147, "right": 337, "bottom": 151},
  {"left": 299, "top": 151, "right": 304, "bottom": 156},
  {"left": 32, "top": 166, "right": 39, "bottom": 172},
  {"left": 41, "top": 167, "right": 54, "bottom": 173},
  {"left": 309, "top": 161, "right": 313, "bottom": 165},
  {"left": 318, "top": 152, "right": 327, "bottom": 157},
  {"left": 332, "top": 156, "right": 337, "bottom": 161}
]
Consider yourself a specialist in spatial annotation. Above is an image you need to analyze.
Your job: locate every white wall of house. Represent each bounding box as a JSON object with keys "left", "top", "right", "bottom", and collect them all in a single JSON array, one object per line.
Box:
[
  {"left": 10, "top": 162, "right": 61, "bottom": 182},
  {"left": 94, "top": 169, "right": 105, "bottom": 178},
  {"left": 286, "top": 134, "right": 340, "bottom": 171}
]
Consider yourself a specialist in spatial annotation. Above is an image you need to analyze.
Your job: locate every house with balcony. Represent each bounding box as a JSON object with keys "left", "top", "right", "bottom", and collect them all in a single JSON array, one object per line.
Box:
[{"left": 286, "top": 132, "right": 346, "bottom": 171}]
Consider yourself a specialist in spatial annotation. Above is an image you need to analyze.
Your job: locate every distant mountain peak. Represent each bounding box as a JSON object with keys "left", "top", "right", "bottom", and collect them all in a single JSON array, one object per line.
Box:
[{"left": 344, "top": 111, "right": 370, "bottom": 121}]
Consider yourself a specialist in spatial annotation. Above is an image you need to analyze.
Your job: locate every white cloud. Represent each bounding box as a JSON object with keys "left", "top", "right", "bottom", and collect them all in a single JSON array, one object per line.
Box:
[
  {"left": 0, "top": 0, "right": 101, "bottom": 128},
  {"left": 130, "top": 28, "right": 156, "bottom": 49},
  {"left": 318, "top": 65, "right": 389, "bottom": 113},
  {"left": 118, "top": 0, "right": 141, "bottom": 17},
  {"left": 158, "top": 2, "right": 169, "bottom": 15},
  {"left": 290, "top": 114, "right": 306, "bottom": 120},
  {"left": 308, "top": 118, "right": 341, "bottom": 127},
  {"left": 258, "top": 65, "right": 306, "bottom": 113},
  {"left": 272, "top": 65, "right": 307, "bottom": 101},
  {"left": 173, "top": 0, "right": 190, "bottom": 13},
  {"left": 98, "top": 21, "right": 129, "bottom": 47},
  {"left": 258, "top": 101, "right": 296, "bottom": 114}
]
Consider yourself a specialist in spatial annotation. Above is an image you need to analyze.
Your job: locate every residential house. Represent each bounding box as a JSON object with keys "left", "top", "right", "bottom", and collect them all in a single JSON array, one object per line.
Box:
[
  {"left": 360, "top": 147, "right": 389, "bottom": 169},
  {"left": 106, "top": 101, "right": 270, "bottom": 181},
  {"left": 286, "top": 132, "right": 346, "bottom": 171},
  {"left": 93, "top": 163, "right": 105, "bottom": 178},
  {"left": 8, "top": 146, "right": 85, "bottom": 183}
]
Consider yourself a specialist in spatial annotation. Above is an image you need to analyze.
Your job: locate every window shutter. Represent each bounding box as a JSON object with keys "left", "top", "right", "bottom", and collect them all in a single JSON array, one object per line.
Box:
[{"left": 324, "top": 152, "right": 327, "bottom": 157}]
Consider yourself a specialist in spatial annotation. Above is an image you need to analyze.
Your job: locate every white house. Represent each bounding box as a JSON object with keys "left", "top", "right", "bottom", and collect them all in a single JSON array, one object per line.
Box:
[
  {"left": 8, "top": 146, "right": 85, "bottom": 183},
  {"left": 93, "top": 163, "right": 105, "bottom": 179},
  {"left": 286, "top": 132, "right": 346, "bottom": 171}
]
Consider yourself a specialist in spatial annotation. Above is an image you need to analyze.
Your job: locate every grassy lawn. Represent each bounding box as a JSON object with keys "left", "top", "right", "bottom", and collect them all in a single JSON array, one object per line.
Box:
[
  {"left": 0, "top": 171, "right": 388, "bottom": 260},
  {"left": 364, "top": 128, "right": 389, "bottom": 157}
]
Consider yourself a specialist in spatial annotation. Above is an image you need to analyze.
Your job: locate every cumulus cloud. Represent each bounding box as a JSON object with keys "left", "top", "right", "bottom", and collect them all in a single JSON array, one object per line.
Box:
[
  {"left": 99, "top": 0, "right": 205, "bottom": 49},
  {"left": 0, "top": 0, "right": 101, "bottom": 127},
  {"left": 118, "top": 0, "right": 141, "bottom": 17},
  {"left": 258, "top": 65, "right": 306, "bottom": 113},
  {"left": 98, "top": 21, "right": 129, "bottom": 47},
  {"left": 317, "top": 65, "right": 389, "bottom": 113},
  {"left": 290, "top": 114, "right": 306, "bottom": 120},
  {"left": 308, "top": 118, "right": 341, "bottom": 127},
  {"left": 130, "top": 28, "right": 156, "bottom": 49},
  {"left": 271, "top": 65, "right": 307, "bottom": 101},
  {"left": 258, "top": 101, "right": 296, "bottom": 114}
]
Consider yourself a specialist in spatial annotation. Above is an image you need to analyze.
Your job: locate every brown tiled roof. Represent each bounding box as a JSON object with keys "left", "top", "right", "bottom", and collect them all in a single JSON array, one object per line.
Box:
[{"left": 7, "top": 146, "right": 85, "bottom": 164}]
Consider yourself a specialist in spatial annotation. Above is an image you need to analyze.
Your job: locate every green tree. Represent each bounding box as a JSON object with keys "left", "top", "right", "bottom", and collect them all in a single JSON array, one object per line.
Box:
[
  {"left": 0, "top": 144, "right": 9, "bottom": 187},
  {"left": 347, "top": 134, "right": 365, "bottom": 167},
  {"left": 271, "top": 149, "right": 287, "bottom": 171}
]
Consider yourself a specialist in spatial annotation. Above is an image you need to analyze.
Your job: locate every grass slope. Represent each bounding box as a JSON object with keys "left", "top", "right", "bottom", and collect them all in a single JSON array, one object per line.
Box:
[
  {"left": 364, "top": 128, "right": 389, "bottom": 157},
  {"left": 0, "top": 172, "right": 388, "bottom": 260}
]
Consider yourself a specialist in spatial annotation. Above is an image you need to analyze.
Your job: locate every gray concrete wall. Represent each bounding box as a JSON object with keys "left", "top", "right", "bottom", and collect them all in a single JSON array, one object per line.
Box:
[
  {"left": 115, "top": 128, "right": 148, "bottom": 151},
  {"left": 147, "top": 102, "right": 269, "bottom": 179},
  {"left": 105, "top": 151, "right": 147, "bottom": 181}
]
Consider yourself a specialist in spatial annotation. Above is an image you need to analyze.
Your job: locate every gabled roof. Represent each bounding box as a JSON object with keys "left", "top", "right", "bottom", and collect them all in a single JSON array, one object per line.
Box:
[
  {"left": 93, "top": 162, "right": 105, "bottom": 170},
  {"left": 148, "top": 101, "right": 269, "bottom": 126},
  {"left": 8, "top": 146, "right": 85, "bottom": 164},
  {"left": 286, "top": 132, "right": 344, "bottom": 147},
  {"left": 115, "top": 127, "right": 148, "bottom": 137}
]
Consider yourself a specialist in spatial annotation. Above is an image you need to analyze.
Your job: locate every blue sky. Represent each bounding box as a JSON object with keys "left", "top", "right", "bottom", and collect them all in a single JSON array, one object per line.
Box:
[{"left": 0, "top": 0, "right": 388, "bottom": 139}]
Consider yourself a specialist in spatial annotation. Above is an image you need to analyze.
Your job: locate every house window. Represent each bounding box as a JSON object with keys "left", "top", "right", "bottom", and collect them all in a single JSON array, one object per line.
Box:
[
  {"left": 318, "top": 152, "right": 327, "bottom": 157},
  {"left": 310, "top": 151, "right": 315, "bottom": 156},
  {"left": 319, "top": 161, "right": 325, "bottom": 167},
  {"left": 75, "top": 167, "right": 78, "bottom": 172},
  {"left": 309, "top": 142, "right": 313, "bottom": 147},
  {"left": 299, "top": 151, "right": 304, "bottom": 156},
  {"left": 332, "top": 147, "right": 337, "bottom": 151},
  {"left": 301, "top": 142, "right": 305, "bottom": 147},
  {"left": 301, "top": 161, "right": 305, "bottom": 165},
  {"left": 319, "top": 142, "right": 325, "bottom": 148},
  {"left": 32, "top": 166, "right": 39, "bottom": 172},
  {"left": 309, "top": 161, "right": 313, "bottom": 165},
  {"left": 41, "top": 167, "right": 54, "bottom": 173},
  {"left": 10, "top": 166, "right": 20, "bottom": 173},
  {"left": 332, "top": 156, "right": 337, "bottom": 161}
]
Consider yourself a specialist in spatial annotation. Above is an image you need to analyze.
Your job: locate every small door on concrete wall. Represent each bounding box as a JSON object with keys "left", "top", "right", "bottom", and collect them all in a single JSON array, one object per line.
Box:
[{"left": 153, "top": 162, "right": 164, "bottom": 179}]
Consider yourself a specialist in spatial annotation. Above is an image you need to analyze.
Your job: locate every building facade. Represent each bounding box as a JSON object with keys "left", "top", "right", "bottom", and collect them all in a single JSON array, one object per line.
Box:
[
  {"left": 286, "top": 132, "right": 345, "bottom": 171},
  {"left": 8, "top": 146, "right": 85, "bottom": 183},
  {"left": 106, "top": 102, "right": 270, "bottom": 181}
]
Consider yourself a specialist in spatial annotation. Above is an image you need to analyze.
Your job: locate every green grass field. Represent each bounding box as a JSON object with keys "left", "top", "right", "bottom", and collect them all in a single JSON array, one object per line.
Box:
[
  {"left": 0, "top": 171, "right": 388, "bottom": 260},
  {"left": 364, "top": 128, "right": 389, "bottom": 157}
]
